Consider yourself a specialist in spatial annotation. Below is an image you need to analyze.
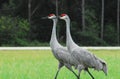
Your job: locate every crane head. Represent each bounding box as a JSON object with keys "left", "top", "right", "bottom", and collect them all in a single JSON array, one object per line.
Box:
[
  {"left": 59, "top": 14, "right": 68, "bottom": 20},
  {"left": 48, "top": 14, "right": 56, "bottom": 19},
  {"left": 41, "top": 14, "right": 56, "bottom": 19}
]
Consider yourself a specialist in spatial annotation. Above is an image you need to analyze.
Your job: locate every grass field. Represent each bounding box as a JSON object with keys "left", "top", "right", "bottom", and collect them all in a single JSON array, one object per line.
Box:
[{"left": 0, "top": 50, "right": 120, "bottom": 79}]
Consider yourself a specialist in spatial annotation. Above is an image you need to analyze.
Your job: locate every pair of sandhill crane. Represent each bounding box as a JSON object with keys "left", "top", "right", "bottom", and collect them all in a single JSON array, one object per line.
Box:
[{"left": 43, "top": 14, "right": 107, "bottom": 79}]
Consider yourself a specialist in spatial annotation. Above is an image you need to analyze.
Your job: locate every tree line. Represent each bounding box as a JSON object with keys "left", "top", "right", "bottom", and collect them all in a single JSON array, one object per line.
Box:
[{"left": 0, "top": 0, "right": 119, "bottom": 46}]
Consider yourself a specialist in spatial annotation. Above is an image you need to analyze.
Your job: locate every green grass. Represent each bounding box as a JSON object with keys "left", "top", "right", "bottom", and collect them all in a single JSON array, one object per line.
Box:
[{"left": 0, "top": 50, "right": 120, "bottom": 79}]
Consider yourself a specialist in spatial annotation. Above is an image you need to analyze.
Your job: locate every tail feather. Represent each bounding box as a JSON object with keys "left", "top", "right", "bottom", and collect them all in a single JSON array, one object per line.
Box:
[
  {"left": 98, "top": 58, "right": 108, "bottom": 75},
  {"left": 102, "top": 62, "right": 108, "bottom": 75}
]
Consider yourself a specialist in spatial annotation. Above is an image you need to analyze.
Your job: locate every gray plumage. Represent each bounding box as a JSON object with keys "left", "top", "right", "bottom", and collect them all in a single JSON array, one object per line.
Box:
[
  {"left": 47, "top": 14, "right": 79, "bottom": 79},
  {"left": 59, "top": 14, "right": 108, "bottom": 79}
]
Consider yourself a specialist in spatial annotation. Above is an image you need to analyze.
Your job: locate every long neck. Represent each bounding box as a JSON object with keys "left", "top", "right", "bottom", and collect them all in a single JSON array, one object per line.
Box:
[
  {"left": 65, "top": 18, "right": 78, "bottom": 50},
  {"left": 50, "top": 19, "right": 60, "bottom": 47}
]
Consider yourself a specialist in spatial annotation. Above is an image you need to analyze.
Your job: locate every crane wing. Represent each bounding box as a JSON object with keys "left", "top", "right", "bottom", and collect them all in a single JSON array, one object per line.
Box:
[
  {"left": 56, "top": 47, "right": 77, "bottom": 66},
  {"left": 72, "top": 48, "right": 99, "bottom": 68},
  {"left": 56, "top": 47, "right": 71, "bottom": 63}
]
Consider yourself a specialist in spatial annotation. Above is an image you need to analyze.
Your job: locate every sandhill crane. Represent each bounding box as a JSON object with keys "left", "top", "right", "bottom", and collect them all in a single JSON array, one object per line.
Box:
[
  {"left": 43, "top": 14, "right": 79, "bottom": 79},
  {"left": 59, "top": 14, "right": 108, "bottom": 79}
]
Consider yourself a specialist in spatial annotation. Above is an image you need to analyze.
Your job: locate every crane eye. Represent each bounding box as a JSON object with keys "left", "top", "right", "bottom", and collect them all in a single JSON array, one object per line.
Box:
[
  {"left": 60, "top": 14, "right": 66, "bottom": 17},
  {"left": 48, "top": 14, "right": 55, "bottom": 17}
]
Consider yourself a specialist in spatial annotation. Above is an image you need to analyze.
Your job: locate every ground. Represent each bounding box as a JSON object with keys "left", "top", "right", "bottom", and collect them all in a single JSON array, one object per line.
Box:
[{"left": 0, "top": 50, "right": 119, "bottom": 79}]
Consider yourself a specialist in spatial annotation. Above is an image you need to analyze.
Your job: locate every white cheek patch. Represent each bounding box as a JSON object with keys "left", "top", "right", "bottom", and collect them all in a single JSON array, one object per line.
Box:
[
  {"left": 49, "top": 16, "right": 54, "bottom": 19},
  {"left": 61, "top": 16, "right": 66, "bottom": 19}
]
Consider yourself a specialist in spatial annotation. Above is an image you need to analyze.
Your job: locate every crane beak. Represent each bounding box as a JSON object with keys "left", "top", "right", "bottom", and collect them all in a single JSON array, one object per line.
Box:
[{"left": 41, "top": 16, "right": 48, "bottom": 19}]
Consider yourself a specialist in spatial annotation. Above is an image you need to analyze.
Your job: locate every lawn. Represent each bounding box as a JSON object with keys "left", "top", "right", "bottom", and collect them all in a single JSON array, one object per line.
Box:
[{"left": 0, "top": 50, "right": 119, "bottom": 79}]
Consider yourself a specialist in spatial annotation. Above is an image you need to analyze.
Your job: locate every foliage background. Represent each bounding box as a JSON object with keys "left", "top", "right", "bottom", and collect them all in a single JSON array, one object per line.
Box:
[{"left": 0, "top": 0, "right": 119, "bottom": 46}]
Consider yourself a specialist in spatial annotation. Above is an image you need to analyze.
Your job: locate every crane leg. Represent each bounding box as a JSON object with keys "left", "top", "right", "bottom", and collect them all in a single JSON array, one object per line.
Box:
[
  {"left": 77, "top": 65, "right": 85, "bottom": 79},
  {"left": 86, "top": 68, "right": 94, "bottom": 79},
  {"left": 54, "top": 62, "right": 64, "bottom": 79},
  {"left": 65, "top": 64, "right": 79, "bottom": 79},
  {"left": 70, "top": 69, "right": 79, "bottom": 79},
  {"left": 77, "top": 65, "right": 83, "bottom": 79},
  {"left": 78, "top": 70, "right": 81, "bottom": 79}
]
